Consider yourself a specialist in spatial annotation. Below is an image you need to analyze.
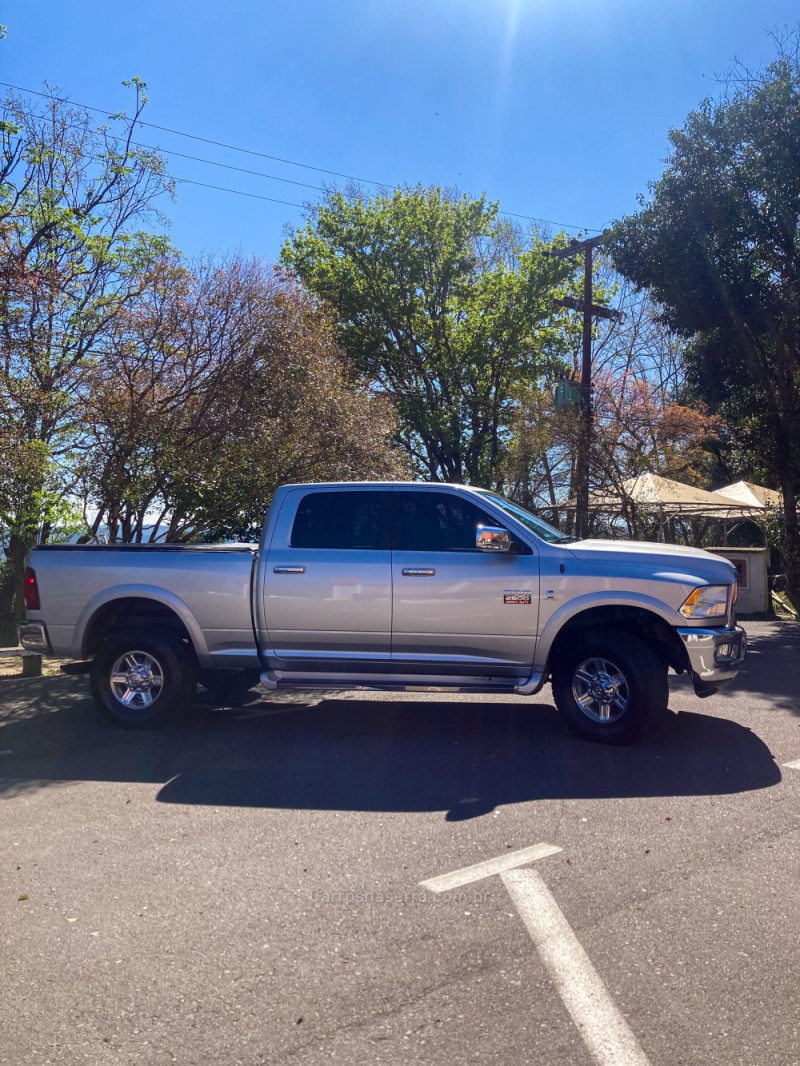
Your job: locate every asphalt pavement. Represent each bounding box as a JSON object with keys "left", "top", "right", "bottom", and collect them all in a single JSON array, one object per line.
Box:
[{"left": 1, "top": 619, "right": 799, "bottom": 1066}]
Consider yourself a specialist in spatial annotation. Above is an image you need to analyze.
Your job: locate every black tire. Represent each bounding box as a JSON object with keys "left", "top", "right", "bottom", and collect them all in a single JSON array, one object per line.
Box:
[
  {"left": 551, "top": 627, "right": 668, "bottom": 744},
  {"left": 201, "top": 670, "right": 262, "bottom": 707},
  {"left": 90, "top": 628, "right": 198, "bottom": 729}
]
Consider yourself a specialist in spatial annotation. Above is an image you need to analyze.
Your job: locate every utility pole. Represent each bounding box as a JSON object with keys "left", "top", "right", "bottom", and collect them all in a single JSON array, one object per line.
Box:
[{"left": 549, "top": 234, "right": 621, "bottom": 539}]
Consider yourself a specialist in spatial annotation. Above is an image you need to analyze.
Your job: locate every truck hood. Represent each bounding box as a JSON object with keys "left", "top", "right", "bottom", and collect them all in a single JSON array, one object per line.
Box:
[{"left": 565, "top": 539, "right": 735, "bottom": 582}]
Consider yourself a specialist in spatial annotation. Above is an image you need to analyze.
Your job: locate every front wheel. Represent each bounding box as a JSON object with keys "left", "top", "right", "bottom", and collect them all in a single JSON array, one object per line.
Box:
[
  {"left": 551, "top": 628, "right": 668, "bottom": 744},
  {"left": 90, "top": 628, "right": 197, "bottom": 729}
]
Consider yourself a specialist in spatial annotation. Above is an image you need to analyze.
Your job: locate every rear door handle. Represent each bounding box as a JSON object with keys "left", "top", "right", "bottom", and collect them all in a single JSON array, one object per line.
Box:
[
  {"left": 273, "top": 565, "right": 306, "bottom": 574},
  {"left": 402, "top": 568, "right": 436, "bottom": 576}
]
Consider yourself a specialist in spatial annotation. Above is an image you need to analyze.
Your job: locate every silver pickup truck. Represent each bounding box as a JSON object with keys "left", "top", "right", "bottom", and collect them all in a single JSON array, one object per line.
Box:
[{"left": 19, "top": 481, "right": 746, "bottom": 743}]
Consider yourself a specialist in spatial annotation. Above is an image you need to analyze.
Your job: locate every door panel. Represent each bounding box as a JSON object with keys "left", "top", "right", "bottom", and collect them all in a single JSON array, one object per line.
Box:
[
  {"left": 392, "top": 551, "right": 539, "bottom": 666},
  {"left": 390, "top": 491, "right": 539, "bottom": 668},
  {"left": 264, "top": 489, "right": 392, "bottom": 662}
]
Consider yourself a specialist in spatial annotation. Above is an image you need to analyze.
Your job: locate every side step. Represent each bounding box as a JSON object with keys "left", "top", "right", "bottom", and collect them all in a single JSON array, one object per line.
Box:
[{"left": 259, "top": 669, "right": 544, "bottom": 696}]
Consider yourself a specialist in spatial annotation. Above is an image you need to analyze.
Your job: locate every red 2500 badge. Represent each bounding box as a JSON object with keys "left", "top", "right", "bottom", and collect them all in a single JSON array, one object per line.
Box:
[{"left": 503, "top": 590, "right": 532, "bottom": 605}]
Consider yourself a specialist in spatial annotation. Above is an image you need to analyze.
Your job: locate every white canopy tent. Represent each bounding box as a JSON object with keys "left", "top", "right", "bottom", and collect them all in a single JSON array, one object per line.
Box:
[
  {"left": 588, "top": 473, "right": 762, "bottom": 520},
  {"left": 582, "top": 472, "right": 771, "bottom": 544},
  {"left": 713, "top": 481, "right": 782, "bottom": 511}
]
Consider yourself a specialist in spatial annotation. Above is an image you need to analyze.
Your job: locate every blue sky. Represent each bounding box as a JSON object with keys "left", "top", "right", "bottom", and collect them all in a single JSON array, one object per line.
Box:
[{"left": 2, "top": 1, "right": 798, "bottom": 259}]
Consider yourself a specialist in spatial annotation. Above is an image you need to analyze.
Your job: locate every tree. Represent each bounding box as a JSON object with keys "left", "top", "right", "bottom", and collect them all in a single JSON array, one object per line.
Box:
[
  {"left": 610, "top": 37, "right": 800, "bottom": 607},
  {"left": 281, "top": 185, "right": 574, "bottom": 486},
  {"left": 77, "top": 257, "right": 403, "bottom": 542},
  {"left": 0, "top": 81, "right": 171, "bottom": 640},
  {"left": 504, "top": 281, "right": 725, "bottom": 540}
]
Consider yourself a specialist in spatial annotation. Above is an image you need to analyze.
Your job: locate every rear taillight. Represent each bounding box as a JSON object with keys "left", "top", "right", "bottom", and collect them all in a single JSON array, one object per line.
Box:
[{"left": 23, "top": 567, "right": 40, "bottom": 610}]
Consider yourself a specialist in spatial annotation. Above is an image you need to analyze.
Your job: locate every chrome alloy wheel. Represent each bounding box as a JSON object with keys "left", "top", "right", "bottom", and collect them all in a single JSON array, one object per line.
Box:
[
  {"left": 571, "top": 657, "right": 629, "bottom": 724},
  {"left": 109, "top": 650, "right": 165, "bottom": 709}
]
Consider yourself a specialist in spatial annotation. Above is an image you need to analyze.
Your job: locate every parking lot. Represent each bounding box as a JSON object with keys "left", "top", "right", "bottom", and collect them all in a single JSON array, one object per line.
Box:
[{"left": 2, "top": 619, "right": 799, "bottom": 1066}]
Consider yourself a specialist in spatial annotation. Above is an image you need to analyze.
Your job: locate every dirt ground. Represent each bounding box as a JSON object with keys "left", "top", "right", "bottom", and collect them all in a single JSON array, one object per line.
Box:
[{"left": 0, "top": 652, "right": 69, "bottom": 680}]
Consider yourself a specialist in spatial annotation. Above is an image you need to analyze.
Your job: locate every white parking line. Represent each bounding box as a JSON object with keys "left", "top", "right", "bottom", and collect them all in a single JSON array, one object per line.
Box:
[
  {"left": 421, "top": 845, "right": 652, "bottom": 1066},
  {"left": 502, "top": 867, "right": 652, "bottom": 1066},
  {"left": 784, "top": 759, "right": 800, "bottom": 770},
  {"left": 419, "top": 842, "right": 562, "bottom": 893}
]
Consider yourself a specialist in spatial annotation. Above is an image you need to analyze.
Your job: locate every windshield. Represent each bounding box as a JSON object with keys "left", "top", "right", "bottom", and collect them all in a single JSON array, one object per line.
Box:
[{"left": 474, "top": 490, "right": 572, "bottom": 544}]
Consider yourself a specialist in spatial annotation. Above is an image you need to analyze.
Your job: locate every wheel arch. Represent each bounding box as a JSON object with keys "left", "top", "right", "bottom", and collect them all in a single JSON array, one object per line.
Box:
[
  {"left": 543, "top": 602, "right": 688, "bottom": 676},
  {"left": 76, "top": 586, "right": 209, "bottom": 664}
]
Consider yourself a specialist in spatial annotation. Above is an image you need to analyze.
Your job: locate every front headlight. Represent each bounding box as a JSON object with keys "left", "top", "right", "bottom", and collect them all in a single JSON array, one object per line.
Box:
[{"left": 679, "top": 584, "right": 731, "bottom": 619}]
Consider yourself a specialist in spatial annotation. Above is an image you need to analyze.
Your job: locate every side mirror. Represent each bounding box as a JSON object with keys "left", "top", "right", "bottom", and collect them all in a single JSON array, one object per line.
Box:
[{"left": 476, "top": 526, "right": 511, "bottom": 552}]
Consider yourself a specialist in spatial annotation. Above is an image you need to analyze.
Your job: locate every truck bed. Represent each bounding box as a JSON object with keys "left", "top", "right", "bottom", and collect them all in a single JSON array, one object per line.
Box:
[{"left": 28, "top": 543, "right": 260, "bottom": 666}]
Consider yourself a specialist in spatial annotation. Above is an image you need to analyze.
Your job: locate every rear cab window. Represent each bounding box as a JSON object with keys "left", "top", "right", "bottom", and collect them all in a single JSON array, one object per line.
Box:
[{"left": 290, "top": 491, "right": 391, "bottom": 550}]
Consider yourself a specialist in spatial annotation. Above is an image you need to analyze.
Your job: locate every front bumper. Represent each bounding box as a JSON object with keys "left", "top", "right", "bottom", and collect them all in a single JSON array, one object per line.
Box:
[{"left": 676, "top": 623, "right": 747, "bottom": 697}]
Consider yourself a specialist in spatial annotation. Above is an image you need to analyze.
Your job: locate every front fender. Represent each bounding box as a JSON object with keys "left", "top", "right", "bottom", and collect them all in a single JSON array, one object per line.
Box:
[{"left": 535, "top": 591, "right": 678, "bottom": 670}]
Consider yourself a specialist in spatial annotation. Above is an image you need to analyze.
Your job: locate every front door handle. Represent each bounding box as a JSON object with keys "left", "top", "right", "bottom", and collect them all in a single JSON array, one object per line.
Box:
[
  {"left": 402, "top": 568, "right": 436, "bottom": 576},
  {"left": 273, "top": 565, "right": 306, "bottom": 574}
]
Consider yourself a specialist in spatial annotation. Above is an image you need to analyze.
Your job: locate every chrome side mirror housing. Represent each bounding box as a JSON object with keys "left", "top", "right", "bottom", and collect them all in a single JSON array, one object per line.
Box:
[{"left": 476, "top": 526, "right": 511, "bottom": 552}]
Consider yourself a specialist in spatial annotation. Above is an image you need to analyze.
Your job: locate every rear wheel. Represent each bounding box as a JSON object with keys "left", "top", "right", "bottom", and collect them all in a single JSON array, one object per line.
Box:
[
  {"left": 551, "top": 628, "right": 668, "bottom": 744},
  {"left": 90, "top": 628, "right": 197, "bottom": 729}
]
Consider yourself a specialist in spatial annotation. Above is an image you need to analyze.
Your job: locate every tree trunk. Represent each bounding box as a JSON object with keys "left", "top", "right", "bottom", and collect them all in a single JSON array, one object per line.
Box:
[{"left": 0, "top": 534, "right": 32, "bottom": 647}]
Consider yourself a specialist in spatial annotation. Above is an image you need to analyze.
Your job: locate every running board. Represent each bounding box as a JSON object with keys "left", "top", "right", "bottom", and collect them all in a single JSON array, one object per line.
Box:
[{"left": 260, "top": 669, "right": 544, "bottom": 696}]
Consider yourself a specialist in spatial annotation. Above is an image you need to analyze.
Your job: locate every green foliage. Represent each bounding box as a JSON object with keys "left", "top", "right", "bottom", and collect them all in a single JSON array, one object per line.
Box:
[
  {"left": 0, "top": 82, "right": 173, "bottom": 628},
  {"left": 610, "top": 38, "right": 800, "bottom": 606},
  {"left": 282, "top": 185, "right": 576, "bottom": 485},
  {"left": 0, "top": 437, "right": 50, "bottom": 547},
  {"left": 76, "top": 257, "right": 404, "bottom": 542}
]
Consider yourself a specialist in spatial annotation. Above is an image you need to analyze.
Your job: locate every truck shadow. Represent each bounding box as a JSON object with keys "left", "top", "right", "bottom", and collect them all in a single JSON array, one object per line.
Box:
[
  {"left": 0, "top": 676, "right": 780, "bottom": 819},
  {"left": 155, "top": 698, "right": 779, "bottom": 819}
]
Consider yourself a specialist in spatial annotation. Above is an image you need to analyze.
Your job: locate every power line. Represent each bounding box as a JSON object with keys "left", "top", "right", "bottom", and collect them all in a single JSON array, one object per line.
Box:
[
  {"left": 2, "top": 97, "right": 329, "bottom": 198},
  {"left": 138, "top": 144, "right": 324, "bottom": 194},
  {"left": 0, "top": 79, "right": 603, "bottom": 233},
  {"left": 0, "top": 80, "right": 385, "bottom": 188},
  {"left": 172, "top": 176, "right": 304, "bottom": 209}
]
